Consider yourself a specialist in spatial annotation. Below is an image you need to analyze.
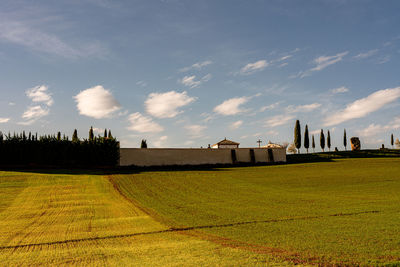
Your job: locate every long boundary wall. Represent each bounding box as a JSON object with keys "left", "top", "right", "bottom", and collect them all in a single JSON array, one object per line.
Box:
[{"left": 119, "top": 148, "right": 286, "bottom": 167}]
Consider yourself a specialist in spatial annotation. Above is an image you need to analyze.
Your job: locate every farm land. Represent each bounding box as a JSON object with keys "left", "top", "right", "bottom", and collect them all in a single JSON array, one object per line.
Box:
[{"left": 1, "top": 157, "right": 400, "bottom": 265}]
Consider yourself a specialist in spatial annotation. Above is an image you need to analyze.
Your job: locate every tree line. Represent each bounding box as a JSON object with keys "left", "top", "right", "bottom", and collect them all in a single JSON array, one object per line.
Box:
[
  {"left": 290, "top": 120, "right": 348, "bottom": 154},
  {"left": 0, "top": 127, "right": 119, "bottom": 167}
]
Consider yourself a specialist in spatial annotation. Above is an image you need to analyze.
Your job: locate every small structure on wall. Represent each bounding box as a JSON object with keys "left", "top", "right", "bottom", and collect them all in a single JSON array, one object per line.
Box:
[
  {"left": 262, "top": 141, "right": 284, "bottom": 149},
  {"left": 211, "top": 138, "right": 240, "bottom": 149}
]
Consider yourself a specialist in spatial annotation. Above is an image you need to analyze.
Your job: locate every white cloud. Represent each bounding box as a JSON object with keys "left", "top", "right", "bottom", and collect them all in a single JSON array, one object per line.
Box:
[
  {"left": 378, "top": 55, "right": 390, "bottom": 64},
  {"left": 230, "top": 120, "right": 243, "bottom": 130},
  {"left": 74, "top": 85, "right": 121, "bottom": 119},
  {"left": 26, "top": 85, "right": 53, "bottom": 106},
  {"left": 310, "top": 130, "right": 321, "bottom": 135},
  {"left": 298, "top": 51, "right": 348, "bottom": 78},
  {"left": 153, "top": 136, "right": 168, "bottom": 147},
  {"left": 179, "top": 74, "right": 211, "bottom": 88},
  {"left": 8, "top": 102, "right": 15, "bottom": 106},
  {"left": 286, "top": 103, "right": 321, "bottom": 113},
  {"left": 357, "top": 117, "right": 400, "bottom": 137},
  {"left": 21, "top": 105, "right": 49, "bottom": 121},
  {"left": 93, "top": 127, "right": 104, "bottom": 135},
  {"left": 145, "top": 91, "right": 196, "bottom": 118},
  {"left": 259, "top": 102, "right": 280, "bottom": 112},
  {"left": 0, "top": 117, "right": 10, "bottom": 123},
  {"left": 331, "top": 86, "right": 349, "bottom": 94},
  {"left": 312, "top": 51, "right": 348, "bottom": 71},
  {"left": 278, "top": 55, "right": 292, "bottom": 61},
  {"left": 180, "top": 60, "right": 212, "bottom": 72},
  {"left": 357, "top": 124, "right": 383, "bottom": 137},
  {"left": 240, "top": 60, "right": 268, "bottom": 74},
  {"left": 185, "top": 124, "right": 207, "bottom": 138},
  {"left": 265, "top": 114, "right": 295, "bottom": 127},
  {"left": 0, "top": 16, "right": 105, "bottom": 59},
  {"left": 214, "top": 97, "right": 249, "bottom": 116},
  {"left": 127, "top": 112, "right": 164, "bottom": 133},
  {"left": 324, "top": 87, "right": 400, "bottom": 126},
  {"left": 136, "top": 81, "right": 147, "bottom": 87},
  {"left": 353, "top": 49, "right": 378, "bottom": 60},
  {"left": 20, "top": 85, "right": 53, "bottom": 125}
]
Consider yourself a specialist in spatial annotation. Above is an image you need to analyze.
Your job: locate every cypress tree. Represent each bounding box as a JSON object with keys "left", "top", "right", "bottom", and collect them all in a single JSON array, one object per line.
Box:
[
  {"left": 294, "top": 120, "right": 301, "bottom": 154},
  {"left": 391, "top": 133, "right": 394, "bottom": 148},
  {"left": 104, "top": 129, "right": 108, "bottom": 139},
  {"left": 327, "top": 130, "right": 331, "bottom": 151},
  {"left": 57, "top": 132, "right": 61, "bottom": 141},
  {"left": 312, "top": 135, "right": 315, "bottom": 153},
  {"left": 72, "top": 129, "right": 78, "bottom": 142},
  {"left": 108, "top": 130, "right": 113, "bottom": 139},
  {"left": 304, "top": 124, "right": 309, "bottom": 153},
  {"left": 0, "top": 131, "right": 3, "bottom": 143},
  {"left": 141, "top": 139, "right": 147, "bottom": 148},
  {"left": 343, "top": 129, "right": 347, "bottom": 151},
  {"left": 28, "top": 132, "right": 32, "bottom": 141},
  {"left": 89, "top": 127, "right": 94, "bottom": 142},
  {"left": 320, "top": 129, "right": 325, "bottom": 152}
]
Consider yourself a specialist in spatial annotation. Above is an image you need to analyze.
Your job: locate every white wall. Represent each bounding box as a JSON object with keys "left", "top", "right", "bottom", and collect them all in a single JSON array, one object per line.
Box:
[{"left": 120, "top": 148, "right": 286, "bottom": 167}]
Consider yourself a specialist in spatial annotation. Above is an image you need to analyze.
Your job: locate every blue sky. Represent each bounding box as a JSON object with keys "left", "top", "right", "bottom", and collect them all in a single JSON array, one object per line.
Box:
[{"left": 1, "top": 0, "right": 400, "bottom": 149}]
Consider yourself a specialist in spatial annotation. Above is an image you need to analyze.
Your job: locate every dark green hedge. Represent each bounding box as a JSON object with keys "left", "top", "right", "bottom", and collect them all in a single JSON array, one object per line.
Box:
[{"left": 0, "top": 132, "right": 119, "bottom": 167}]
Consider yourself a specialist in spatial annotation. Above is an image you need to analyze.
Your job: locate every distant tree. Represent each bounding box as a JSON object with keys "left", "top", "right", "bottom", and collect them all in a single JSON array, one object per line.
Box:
[
  {"left": 89, "top": 126, "right": 94, "bottom": 142},
  {"left": 72, "top": 129, "right": 78, "bottom": 142},
  {"left": 104, "top": 129, "right": 108, "bottom": 139},
  {"left": 287, "top": 143, "right": 297, "bottom": 154},
  {"left": 391, "top": 133, "right": 394, "bottom": 148},
  {"left": 294, "top": 120, "right": 301, "bottom": 154},
  {"left": 304, "top": 124, "right": 309, "bottom": 153},
  {"left": 320, "top": 129, "right": 325, "bottom": 152},
  {"left": 108, "top": 130, "right": 113, "bottom": 139},
  {"left": 28, "top": 132, "right": 32, "bottom": 141},
  {"left": 22, "top": 131, "right": 26, "bottom": 141},
  {"left": 312, "top": 135, "right": 315, "bottom": 153},
  {"left": 395, "top": 138, "right": 400, "bottom": 149},
  {"left": 0, "top": 131, "right": 3, "bottom": 142},
  {"left": 343, "top": 129, "right": 347, "bottom": 151},
  {"left": 327, "top": 130, "right": 331, "bottom": 151},
  {"left": 141, "top": 139, "right": 147, "bottom": 148},
  {"left": 57, "top": 132, "right": 61, "bottom": 141}
]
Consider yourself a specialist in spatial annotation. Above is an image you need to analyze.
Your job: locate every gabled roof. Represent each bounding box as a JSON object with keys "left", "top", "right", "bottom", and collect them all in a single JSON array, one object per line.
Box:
[{"left": 213, "top": 138, "right": 240, "bottom": 146}]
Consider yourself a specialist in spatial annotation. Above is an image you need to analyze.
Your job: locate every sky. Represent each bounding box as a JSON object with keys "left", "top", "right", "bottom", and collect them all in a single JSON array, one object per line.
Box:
[{"left": 0, "top": 0, "right": 400, "bottom": 150}]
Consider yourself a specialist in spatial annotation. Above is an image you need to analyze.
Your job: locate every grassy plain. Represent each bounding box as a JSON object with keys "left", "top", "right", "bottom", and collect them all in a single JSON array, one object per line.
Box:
[
  {"left": 112, "top": 158, "right": 400, "bottom": 265},
  {"left": 1, "top": 158, "right": 400, "bottom": 265}
]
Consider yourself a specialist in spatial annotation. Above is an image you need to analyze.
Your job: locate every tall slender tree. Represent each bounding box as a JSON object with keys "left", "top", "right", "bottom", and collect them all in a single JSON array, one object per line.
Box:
[
  {"left": 141, "top": 139, "right": 147, "bottom": 148},
  {"left": 72, "top": 129, "right": 78, "bottom": 142},
  {"left": 304, "top": 124, "right": 309, "bottom": 153},
  {"left": 294, "top": 120, "right": 301, "bottom": 154},
  {"left": 108, "top": 130, "right": 113, "bottom": 139},
  {"left": 343, "top": 129, "right": 347, "bottom": 151},
  {"left": 104, "top": 129, "right": 108, "bottom": 138},
  {"left": 327, "top": 130, "right": 331, "bottom": 151},
  {"left": 312, "top": 135, "right": 315, "bottom": 153},
  {"left": 89, "top": 126, "right": 94, "bottom": 142},
  {"left": 391, "top": 133, "right": 394, "bottom": 148},
  {"left": 320, "top": 129, "right": 325, "bottom": 152},
  {"left": 57, "top": 132, "right": 61, "bottom": 141}
]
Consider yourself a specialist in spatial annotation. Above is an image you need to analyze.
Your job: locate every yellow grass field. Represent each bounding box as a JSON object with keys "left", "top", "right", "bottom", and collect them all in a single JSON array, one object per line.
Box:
[{"left": 0, "top": 171, "right": 281, "bottom": 266}]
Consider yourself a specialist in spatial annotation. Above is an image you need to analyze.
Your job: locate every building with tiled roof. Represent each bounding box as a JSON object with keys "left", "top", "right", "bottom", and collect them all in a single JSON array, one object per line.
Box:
[{"left": 211, "top": 138, "right": 240, "bottom": 149}]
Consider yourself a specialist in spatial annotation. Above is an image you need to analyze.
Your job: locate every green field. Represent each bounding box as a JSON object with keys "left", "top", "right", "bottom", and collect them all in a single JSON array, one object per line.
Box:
[{"left": 1, "top": 158, "right": 400, "bottom": 265}]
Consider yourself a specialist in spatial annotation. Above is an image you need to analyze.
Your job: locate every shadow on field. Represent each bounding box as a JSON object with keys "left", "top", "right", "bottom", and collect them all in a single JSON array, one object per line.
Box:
[
  {"left": 287, "top": 149, "right": 400, "bottom": 164},
  {"left": 0, "top": 209, "right": 380, "bottom": 251},
  {"left": 0, "top": 162, "right": 282, "bottom": 175}
]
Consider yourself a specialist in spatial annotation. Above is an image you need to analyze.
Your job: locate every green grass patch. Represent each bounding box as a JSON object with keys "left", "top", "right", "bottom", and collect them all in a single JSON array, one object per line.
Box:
[{"left": 111, "top": 158, "right": 400, "bottom": 265}]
